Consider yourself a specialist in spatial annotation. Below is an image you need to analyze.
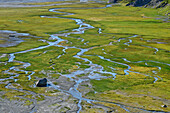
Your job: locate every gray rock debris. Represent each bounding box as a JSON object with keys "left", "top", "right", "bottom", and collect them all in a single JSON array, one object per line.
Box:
[{"left": 126, "top": 0, "right": 168, "bottom": 8}]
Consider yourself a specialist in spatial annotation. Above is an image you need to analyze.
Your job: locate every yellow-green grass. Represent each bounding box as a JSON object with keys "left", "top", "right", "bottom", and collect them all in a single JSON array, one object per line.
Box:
[
  {"left": 0, "top": 6, "right": 78, "bottom": 53},
  {"left": 81, "top": 101, "right": 128, "bottom": 113},
  {"left": 14, "top": 47, "right": 88, "bottom": 74},
  {"left": 0, "top": 7, "right": 77, "bottom": 37},
  {"left": 86, "top": 73, "right": 170, "bottom": 112},
  {"left": 57, "top": 3, "right": 169, "bottom": 72}
]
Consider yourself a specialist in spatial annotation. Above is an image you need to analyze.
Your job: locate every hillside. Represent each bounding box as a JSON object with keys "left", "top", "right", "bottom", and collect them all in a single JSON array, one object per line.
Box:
[{"left": 109, "top": 0, "right": 170, "bottom": 15}]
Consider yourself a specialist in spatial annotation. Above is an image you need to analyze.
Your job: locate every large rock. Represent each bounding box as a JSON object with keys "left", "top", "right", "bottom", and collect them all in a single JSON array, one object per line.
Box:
[
  {"left": 36, "top": 78, "right": 47, "bottom": 87},
  {"left": 161, "top": 105, "right": 167, "bottom": 108}
]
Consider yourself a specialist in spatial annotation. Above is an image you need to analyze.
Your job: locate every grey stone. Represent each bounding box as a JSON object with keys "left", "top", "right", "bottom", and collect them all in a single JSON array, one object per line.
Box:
[
  {"left": 162, "top": 105, "right": 167, "bottom": 108},
  {"left": 36, "top": 78, "right": 47, "bottom": 87}
]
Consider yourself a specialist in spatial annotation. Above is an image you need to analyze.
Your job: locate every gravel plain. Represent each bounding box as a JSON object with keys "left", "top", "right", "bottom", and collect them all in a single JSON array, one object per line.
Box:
[
  {"left": 0, "top": 0, "right": 68, "bottom": 7},
  {"left": 0, "top": 0, "right": 64, "bottom": 3}
]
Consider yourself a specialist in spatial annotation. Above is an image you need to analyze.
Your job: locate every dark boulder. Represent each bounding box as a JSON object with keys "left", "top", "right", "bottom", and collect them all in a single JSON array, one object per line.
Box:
[
  {"left": 162, "top": 105, "right": 167, "bottom": 108},
  {"left": 107, "top": 110, "right": 113, "bottom": 113},
  {"left": 9, "top": 34, "right": 15, "bottom": 37},
  {"left": 36, "top": 78, "right": 47, "bottom": 87}
]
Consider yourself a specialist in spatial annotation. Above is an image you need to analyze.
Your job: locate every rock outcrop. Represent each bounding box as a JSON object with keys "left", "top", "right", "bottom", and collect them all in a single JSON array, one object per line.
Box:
[
  {"left": 161, "top": 105, "right": 168, "bottom": 108},
  {"left": 126, "top": 0, "right": 168, "bottom": 8},
  {"left": 145, "top": 0, "right": 168, "bottom": 8},
  {"left": 36, "top": 78, "right": 47, "bottom": 87}
]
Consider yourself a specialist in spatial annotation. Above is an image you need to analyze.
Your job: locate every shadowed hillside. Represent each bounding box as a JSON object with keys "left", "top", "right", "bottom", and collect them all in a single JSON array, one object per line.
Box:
[{"left": 109, "top": 0, "right": 170, "bottom": 15}]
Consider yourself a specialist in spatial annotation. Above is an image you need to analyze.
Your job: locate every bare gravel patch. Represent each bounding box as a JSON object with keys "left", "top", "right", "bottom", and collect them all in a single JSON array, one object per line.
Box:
[
  {"left": 0, "top": 0, "right": 64, "bottom": 3},
  {"left": 0, "top": 0, "right": 68, "bottom": 7}
]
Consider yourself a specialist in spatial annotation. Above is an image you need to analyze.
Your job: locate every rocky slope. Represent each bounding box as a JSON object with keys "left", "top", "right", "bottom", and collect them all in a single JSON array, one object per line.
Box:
[
  {"left": 109, "top": 0, "right": 169, "bottom": 8},
  {"left": 126, "top": 0, "right": 168, "bottom": 8},
  {"left": 109, "top": 0, "right": 170, "bottom": 16}
]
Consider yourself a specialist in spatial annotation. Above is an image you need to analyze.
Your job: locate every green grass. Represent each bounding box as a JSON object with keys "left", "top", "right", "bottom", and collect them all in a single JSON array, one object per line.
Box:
[
  {"left": 0, "top": 6, "right": 78, "bottom": 53},
  {"left": 90, "top": 73, "right": 155, "bottom": 92},
  {"left": 87, "top": 73, "right": 170, "bottom": 112}
]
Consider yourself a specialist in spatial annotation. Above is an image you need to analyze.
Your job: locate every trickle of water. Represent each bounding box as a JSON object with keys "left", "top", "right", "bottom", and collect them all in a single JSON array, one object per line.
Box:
[
  {"left": 98, "top": 28, "right": 102, "bottom": 34},
  {"left": 98, "top": 55, "right": 131, "bottom": 75},
  {"left": 8, "top": 54, "right": 15, "bottom": 62}
]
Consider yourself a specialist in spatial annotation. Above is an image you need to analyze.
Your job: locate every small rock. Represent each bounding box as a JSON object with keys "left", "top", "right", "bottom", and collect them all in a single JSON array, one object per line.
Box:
[
  {"left": 36, "top": 78, "right": 47, "bottom": 87},
  {"left": 161, "top": 105, "right": 167, "bottom": 108}
]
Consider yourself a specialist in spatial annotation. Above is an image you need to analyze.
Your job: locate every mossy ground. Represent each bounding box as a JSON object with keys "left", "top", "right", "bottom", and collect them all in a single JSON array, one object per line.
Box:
[{"left": 0, "top": 1, "right": 169, "bottom": 112}]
